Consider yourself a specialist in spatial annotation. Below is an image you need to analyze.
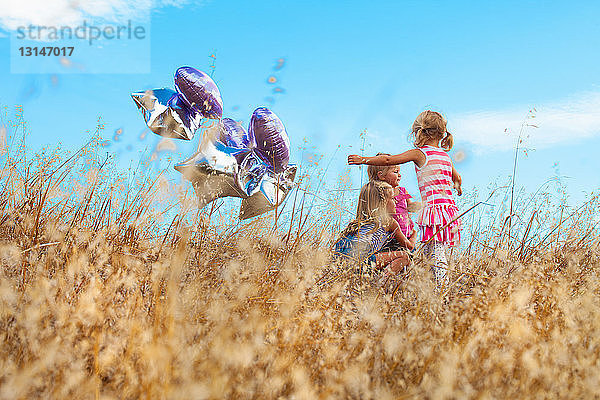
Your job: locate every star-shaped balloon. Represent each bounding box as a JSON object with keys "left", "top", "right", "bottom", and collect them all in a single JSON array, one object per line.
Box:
[
  {"left": 174, "top": 67, "right": 223, "bottom": 120},
  {"left": 131, "top": 89, "right": 201, "bottom": 140},
  {"left": 250, "top": 107, "right": 290, "bottom": 173},
  {"left": 240, "top": 164, "right": 297, "bottom": 219},
  {"left": 131, "top": 67, "right": 223, "bottom": 140}
]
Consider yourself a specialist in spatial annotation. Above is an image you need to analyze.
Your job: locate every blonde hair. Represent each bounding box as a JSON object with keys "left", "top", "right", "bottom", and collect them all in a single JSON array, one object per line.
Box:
[
  {"left": 341, "top": 180, "right": 393, "bottom": 237},
  {"left": 411, "top": 110, "right": 453, "bottom": 151},
  {"left": 367, "top": 153, "right": 398, "bottom": 181}
]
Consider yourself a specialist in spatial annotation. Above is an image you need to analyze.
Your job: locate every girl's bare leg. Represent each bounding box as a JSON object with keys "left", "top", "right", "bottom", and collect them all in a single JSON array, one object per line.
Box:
[
  {"left": 388, "top": 256, "right": 408, "bottom": 274},
  {"left": 375, "top": 251, "right": 409, "bottom": 291},
  {"left": 375, "top": 251, "right": 409, "bottom": 272},
  {"left": 423, "top": 241, "right": 448, "bottom": 287}
]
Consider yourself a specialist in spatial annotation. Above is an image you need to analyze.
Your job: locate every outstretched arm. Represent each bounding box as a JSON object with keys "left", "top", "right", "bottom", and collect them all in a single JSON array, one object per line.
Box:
[
  {"left": 452, "top": 165, "right": 463, "bottom": 196},
  {"left": 348, "top": 149, "right": 425, "bottom": 168}
]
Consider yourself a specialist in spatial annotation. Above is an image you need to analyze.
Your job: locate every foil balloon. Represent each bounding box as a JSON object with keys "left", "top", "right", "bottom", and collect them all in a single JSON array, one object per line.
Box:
[
  {"left": 249, "top": 107, "right": 290, "bottom": 173},
  {"left": 176, "top": 110, "right": 296, "bottom": 220},
  {"left": 235, "top": 150, "right": 269, "bottom": 196},
  {"left": 240, "top": 165, "right": 297, "bottom": 219},
  {"left": 131, "top": 66, "right": 223, "bottom": 140},
  {"left": 175, "top": 139, "right": 246, "bottom": 209},
  {"left": 131, "top": 89, "right": 202, "bottom": 140},
  {"left": 219, "top": 118, "right": 255, "bottom": 149},
  {"left": 174, "top": 67, "right": 223, "bottom": 120}
]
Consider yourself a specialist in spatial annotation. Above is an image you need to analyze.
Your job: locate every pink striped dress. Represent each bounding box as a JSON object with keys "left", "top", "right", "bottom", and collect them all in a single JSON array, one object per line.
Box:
[
  {"left": 415, "top": 145, "right": 461, "bottom": 246},
  {"left": 393, "top": 187, "right": 414, "bottom": 238}
]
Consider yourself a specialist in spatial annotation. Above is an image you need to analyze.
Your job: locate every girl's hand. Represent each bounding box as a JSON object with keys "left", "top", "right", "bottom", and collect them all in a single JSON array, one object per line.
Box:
[
  {"left": 407, "top": 201, "right": 422, "bottom": 213},
  {"left": 409, "top": 229, "right": 418, "bottom": 248},
  {"left": 451, "top": 165, "right": 463, "bottom": 196},
  {"left": 348, "top": 155, "right": 365, "bottom": 165},
  {"left": 389, "top": 220, "right": 413, "bottom": 250},
  {"left": 454, "top": 181, "right": 463, "bottom": 196}
]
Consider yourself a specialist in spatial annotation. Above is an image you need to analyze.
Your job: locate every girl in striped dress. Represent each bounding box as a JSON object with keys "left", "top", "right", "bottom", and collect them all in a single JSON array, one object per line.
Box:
[
  {"left": 333, "top": 180, "right": 414, "bottom": 276},
  {"left": 347, "top": 110, "right": 462, "bottom": 286}
]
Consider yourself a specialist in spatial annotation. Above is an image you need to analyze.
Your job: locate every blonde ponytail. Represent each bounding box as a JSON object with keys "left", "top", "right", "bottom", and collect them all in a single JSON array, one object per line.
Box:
[{"left": 441, "top": 131, "right": 454, "bottom": 151}]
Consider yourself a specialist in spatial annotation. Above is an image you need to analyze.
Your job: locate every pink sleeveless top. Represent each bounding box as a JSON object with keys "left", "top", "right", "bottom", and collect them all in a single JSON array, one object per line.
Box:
[
  {"left": 393, "top": 187, "right": 414, "bottom": 238},
  {"left": 414, "top": 145, "right": 461, "bottom": 246}
]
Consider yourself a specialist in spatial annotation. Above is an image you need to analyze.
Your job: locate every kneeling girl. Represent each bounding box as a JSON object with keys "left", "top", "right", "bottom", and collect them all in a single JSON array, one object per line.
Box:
[{"left": 333, "top": 180, "right": 413, "bottom": 274}]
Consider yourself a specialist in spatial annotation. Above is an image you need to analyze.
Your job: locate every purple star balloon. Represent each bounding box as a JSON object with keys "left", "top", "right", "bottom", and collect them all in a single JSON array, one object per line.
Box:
[
  {"left": 174, "top": 67, "right": 223, "bottom": 120},
  {"left": 249, "top": 107, "right": 290, "bottom": 173},
  {"left": 219, "top": 118, "right": 255, "bottom": 149}
]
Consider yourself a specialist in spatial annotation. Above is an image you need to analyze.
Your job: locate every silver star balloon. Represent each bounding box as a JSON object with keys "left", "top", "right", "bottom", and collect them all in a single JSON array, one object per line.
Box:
[
  {"left": 131, "top": 88, "right": 203, "bottom": 141},
  {"left": 175, "top": 138, "right": 245, "bottom": 209},
  {"left": 239, "top": 164, "right": 297, "bottom": 219}
]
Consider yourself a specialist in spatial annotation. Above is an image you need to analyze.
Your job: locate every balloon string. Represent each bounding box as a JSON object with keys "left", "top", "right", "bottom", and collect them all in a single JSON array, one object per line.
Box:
[
  {"left": 195, "top": 118, "right": 221, "bottom": 151},
  {"left": 209, "top": 52, "right": 217, "bottom": 78},
  {"left": 202, "top": 119, "right": 217, "bottom": 130}
]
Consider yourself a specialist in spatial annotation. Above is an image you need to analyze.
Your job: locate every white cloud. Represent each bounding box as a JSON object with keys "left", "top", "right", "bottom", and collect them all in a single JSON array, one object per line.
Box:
[
  {"left": 0, "top": 0, "right": 187, "bottom": 31},
  {"left": 451, "top": 92, "right": 600, "bottom": 152}
]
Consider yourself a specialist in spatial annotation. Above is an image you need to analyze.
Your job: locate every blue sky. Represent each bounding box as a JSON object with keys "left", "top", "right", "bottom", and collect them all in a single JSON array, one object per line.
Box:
[{"left": 1, "top": 0, "right": 599, "bottom": 212}]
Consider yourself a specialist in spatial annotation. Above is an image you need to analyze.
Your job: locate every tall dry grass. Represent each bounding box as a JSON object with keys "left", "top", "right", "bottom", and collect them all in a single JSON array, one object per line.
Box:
[{"left": 1, "top": 112, "right": 600, "bottom": 399}]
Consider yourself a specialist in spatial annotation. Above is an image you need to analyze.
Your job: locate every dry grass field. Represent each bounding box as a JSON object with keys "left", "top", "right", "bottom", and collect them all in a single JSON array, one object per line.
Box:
[{"left": 1, "top": 119, "right": 600, "bottom": 399}]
